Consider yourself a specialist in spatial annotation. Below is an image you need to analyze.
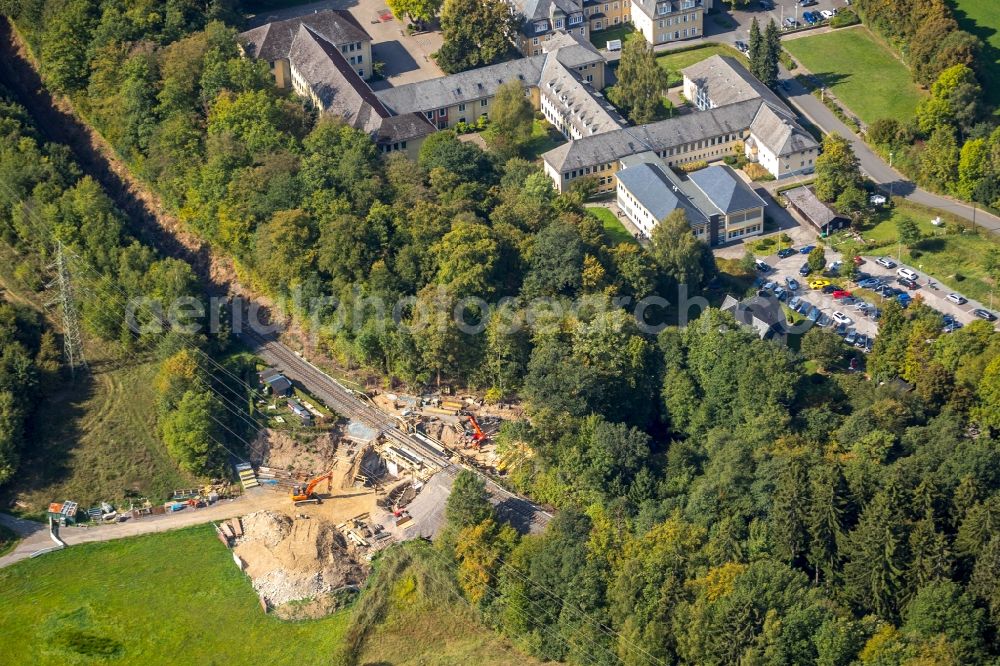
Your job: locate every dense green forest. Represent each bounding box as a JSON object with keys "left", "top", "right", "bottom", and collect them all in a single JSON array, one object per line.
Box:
[{"left": 2, "top": 1, "right": 1000, "bottom": 664}]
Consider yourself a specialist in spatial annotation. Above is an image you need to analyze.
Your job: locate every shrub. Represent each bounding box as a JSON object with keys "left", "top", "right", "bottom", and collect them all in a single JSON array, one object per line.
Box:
[
  {"left": 744, "top": 163, "right": 774, "bottom": 181},
  {"left": 676, "top": 160, "right": 709, "bottom": 173},
  {"left": 830, "top": 9, "right": 859, "bottom": 28}
]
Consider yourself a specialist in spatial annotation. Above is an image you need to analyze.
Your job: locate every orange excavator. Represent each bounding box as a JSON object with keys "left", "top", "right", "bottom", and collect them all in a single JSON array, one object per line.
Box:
[
  {"left": 468, "top": 414, "right": 486, "bottom": 447},
  {"left": 291, "top": 472, "right": 333, "bottom": 505}
]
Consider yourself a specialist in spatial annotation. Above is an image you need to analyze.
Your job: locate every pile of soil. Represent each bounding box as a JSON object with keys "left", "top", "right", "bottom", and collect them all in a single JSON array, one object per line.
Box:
[
  {"left": 234, "top": 511, "right": 367, "bottom": 614},
  {"left": 249, "top": 429, "right": 339, "bottom": 472}
]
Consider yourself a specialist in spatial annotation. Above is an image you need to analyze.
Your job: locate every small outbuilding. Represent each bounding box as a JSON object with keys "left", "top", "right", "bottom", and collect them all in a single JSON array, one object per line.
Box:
[
  {"left": 286, "top": 398, "right": 313, "bottom": 426},
  {"left": 783, "top": 186, "right": 849, "bottom": 236},
  {"left": 259, "top": 368, "right": 293, "bottom": 397}
]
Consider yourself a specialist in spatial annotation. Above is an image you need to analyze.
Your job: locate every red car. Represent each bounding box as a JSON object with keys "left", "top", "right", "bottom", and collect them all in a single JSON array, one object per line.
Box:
[
  {"left": 853, "top": 255, "right": 865, "bottom": 266},
  {"left": 833, "top": 290, "right": 852, "bottom": 299}
]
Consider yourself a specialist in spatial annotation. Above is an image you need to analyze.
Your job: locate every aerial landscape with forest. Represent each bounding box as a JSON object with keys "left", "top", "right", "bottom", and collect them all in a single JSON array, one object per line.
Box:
[{"left": 1, "top": 0, "right": 1000, "bottom": 663}]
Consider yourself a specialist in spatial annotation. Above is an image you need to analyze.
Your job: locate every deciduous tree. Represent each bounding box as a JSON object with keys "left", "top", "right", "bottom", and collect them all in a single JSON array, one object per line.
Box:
[{"left": 607, "top": 35, "right": 669, "bottom": 124}]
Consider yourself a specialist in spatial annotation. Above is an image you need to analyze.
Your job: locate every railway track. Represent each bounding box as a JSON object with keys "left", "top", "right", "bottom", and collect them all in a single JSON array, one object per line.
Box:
[{"left": 239, "top": 329, "right": 551, "bottom": 533}]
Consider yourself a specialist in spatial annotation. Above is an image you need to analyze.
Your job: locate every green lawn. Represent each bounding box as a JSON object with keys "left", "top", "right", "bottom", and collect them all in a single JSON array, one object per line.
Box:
[
  {"left": 657, "top": 43, "right": 749, "bottom": 87},
  {"left": 0, "top": 526, "right": 350, "bottom": 663},
  {"left": 587, "top": 206, "right": 638, "bottom": 246},
  {"left": 784, "top": 27, "right": 927, "bottom": 125},
  {"left": 0, "top": 528, "right": 536, "bottom": 665},
  {"left": 952, "top": 0, "right": 1000, "bottom": 112},
  {"left": 523, "top": 118, "right": 566, "bottom": 160},
  {"left": 826, "top": 200, "right": 1000, "bottom": 305},
  {"left": 590, "top": 23, "right": 635, "bottom": 49}
]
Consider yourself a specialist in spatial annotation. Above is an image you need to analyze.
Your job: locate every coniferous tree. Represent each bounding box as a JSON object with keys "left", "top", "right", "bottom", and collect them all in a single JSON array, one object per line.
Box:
[
  {"left": 748, "top": 18, "right": 764, "bottom": 82},
  {"left": 761, "top": 20, "right": 781, "bottom": 88}
]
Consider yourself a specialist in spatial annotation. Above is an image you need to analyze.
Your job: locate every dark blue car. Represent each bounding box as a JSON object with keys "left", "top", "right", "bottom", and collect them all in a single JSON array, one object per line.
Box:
[{"left": 799, "top": 245, "right": 816, "bottom": 254}]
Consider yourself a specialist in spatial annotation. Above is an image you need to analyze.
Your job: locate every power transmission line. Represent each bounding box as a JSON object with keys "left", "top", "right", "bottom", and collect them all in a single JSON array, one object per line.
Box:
[{"left": 45, "top": 240, "right": 87, "bottom": 377}]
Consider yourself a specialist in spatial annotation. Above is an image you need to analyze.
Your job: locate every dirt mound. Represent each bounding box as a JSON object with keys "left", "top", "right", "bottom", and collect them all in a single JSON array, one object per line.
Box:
[
  {"left": 249, "top": 428, "right": 339, "bottom": 472},
  {"left": 235, "top": 511, "right": 367, "bottom": 611}
]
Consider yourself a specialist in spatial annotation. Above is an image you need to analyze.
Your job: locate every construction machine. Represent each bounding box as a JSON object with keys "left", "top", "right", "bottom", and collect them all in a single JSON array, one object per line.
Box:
[
  {"left": 291, "top": 472, "right": 333, "bottom": 505},
  {"left": 467, "top": 414, "right": 486, "bottom": 446}
]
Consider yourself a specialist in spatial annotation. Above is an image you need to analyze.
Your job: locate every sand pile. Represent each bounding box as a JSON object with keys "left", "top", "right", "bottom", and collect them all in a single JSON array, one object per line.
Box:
[{"left": 235, "top": 511, "right": 367, "bottom": 609}]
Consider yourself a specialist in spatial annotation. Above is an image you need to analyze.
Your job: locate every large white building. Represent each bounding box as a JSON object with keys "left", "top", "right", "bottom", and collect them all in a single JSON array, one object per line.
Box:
[{"left": 542, "top": 55, "right": 819, "bottom": 197}]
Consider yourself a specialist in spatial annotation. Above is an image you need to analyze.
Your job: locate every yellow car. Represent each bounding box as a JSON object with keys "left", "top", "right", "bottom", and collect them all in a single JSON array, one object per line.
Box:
[{"left": 809, "top": 279, "right": 831, "bottom": 290}]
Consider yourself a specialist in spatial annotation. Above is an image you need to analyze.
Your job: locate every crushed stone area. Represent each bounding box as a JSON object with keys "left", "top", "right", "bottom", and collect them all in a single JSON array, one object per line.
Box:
[{"left": 234, "top": 511, "right": 367, "bottom": 609}]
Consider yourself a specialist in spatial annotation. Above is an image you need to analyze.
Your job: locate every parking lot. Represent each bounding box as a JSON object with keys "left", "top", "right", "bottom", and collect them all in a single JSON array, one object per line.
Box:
[
  {"left": 754, "top": 240, "right": 1000, "bottom": 351},
  {"left": 760, "top": 248, "right": 879, "bottom": 343},
  {"left": 729, "top": 0, "right": 851, "bottom": 43}
]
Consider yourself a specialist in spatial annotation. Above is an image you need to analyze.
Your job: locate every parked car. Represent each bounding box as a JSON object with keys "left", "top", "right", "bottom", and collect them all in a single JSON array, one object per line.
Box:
[
  {"left": 840, "top": 296, "right": 857, "bottom": 306},
  {"left": 817, "top": 313, "right": 832, "bottom": 327},
  {"left": 857, "top": 278, "right": 882, "bottom": 289},
  {"left": 820, "top": 9, "right": 836, "bottom": 19},
  {"left": 774, "top": 286, "right": 789, "bottom": 301},
  {"left": 803, "top": 11, "right": 818, "bottom": 24},
  {"left": 789, "top": 296, "right": 802, "bottom": 310},
  {"left": 844, "top": 330, "right": 858, "bottom": 345},
  {"left": 855, "top": 271, "right": 872, "bottom": 281},
  {"left": 799, "top": 0, "right": 817, "bottom": 6},
  {"left": 835, "top": 323, "right": 848, "bottom": 336},
  {"left": 777, "top": 247, "right": 796, "bottom": 258},
  {"left": 946, "top": 293, "right": 968, "bottom": 305},
  {"left": 973, "top": 308, "right": 998, "bottom": 321},
  {"left": 833, "top": 311, "right": 853, "bottom": 325},
  {"left": 763, "top": 280, "right": 777, "bottom": 291},
  {"left": 799, "top": 262, "right": 811, "bottom": 276},
  {"left": 808, "top": 306, "right": 821, "bottom": 322},
  {"left": 897, "top": 277, "right": 919, "bottom": 290},
  {"left": 735, "top": 40, "right": 749, "bottom": 54},
  {"left": 785, "top": 277, "right": 800, "bottom": 291},
  {"left": 796, "top": 300, "right": 811, "bottom": 314},
  {"left": 876, "top": 257, "right": 897, "bottom": 269},
  {"left": 809, "top": 278, "right": 830, "bottom": 289},
  {"left": 865, "top": 337, "right": 874, "bottom": 353},
  {"left": 854, "top": 334, "right": 869, "bottom": 349},
  {"left": 755, "top": 260, "right": 772, "bottom": 272},
  {"left": 783, "top": 17, "right": 799, "bottom": 28},
  {"left": 853, "top": 255, "right": 865, "bottom": 266},
  {"left": 822, "top": 285, "right": 837, "bottom": 295},
  {"left": 829, "top": 260, "right": 843, "bottom": 272},
  {"left": 833, "top": 289, "right": 852, "bottom": 299},
  {"left": 799, "top": 245, "right": 816, "bottom": 254},
  {"left": 898, "top": 293, "right": 912, "bottom": 308},
  {"left": 759, "top": 0, "right": 774, "bottom": 8}
]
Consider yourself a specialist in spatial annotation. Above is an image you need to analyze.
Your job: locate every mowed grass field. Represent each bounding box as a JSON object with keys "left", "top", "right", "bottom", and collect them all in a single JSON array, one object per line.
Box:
[
  {"left": 0, "top": 526, "right": 350, "bottom": 663},
  {"left": 951, "top": 0, "right": 1000, "bottom": 112},
  {"left": 657, "top": 43, "right": 748, "bottom": 87},
  {"left": 0, "top": 529, "right": 539, "bottom": 665},
  {"left": 784, "top": 27, "right": 927, "bottom": 124},
  {"left": 587, "top": 206, "right": 639, "bottom": 246}
]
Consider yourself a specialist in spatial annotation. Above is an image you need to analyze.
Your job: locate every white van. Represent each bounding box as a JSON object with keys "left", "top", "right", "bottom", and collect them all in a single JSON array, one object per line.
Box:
[{"left": 897, "top": 267, "right": 919, "bottom": 281}]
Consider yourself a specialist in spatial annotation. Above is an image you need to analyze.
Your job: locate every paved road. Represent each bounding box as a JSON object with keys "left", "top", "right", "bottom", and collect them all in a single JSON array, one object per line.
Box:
[{"left": 0, "top": 490, "right": 287, "bottom": 569}]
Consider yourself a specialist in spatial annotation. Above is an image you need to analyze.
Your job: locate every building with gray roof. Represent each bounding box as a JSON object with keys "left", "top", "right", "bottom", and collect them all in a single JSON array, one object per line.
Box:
[
  {"left": 745, "top": 103, "right": 819, "bottom": 178},
  {"left": 682, "top": 54, "right": 787, "bottom": 112},
  {"left": 239, "top": 17, "right": 433, "bottom": 157},
  {"left": 615, "top": 155, "right": 712, "bottom": 240}
]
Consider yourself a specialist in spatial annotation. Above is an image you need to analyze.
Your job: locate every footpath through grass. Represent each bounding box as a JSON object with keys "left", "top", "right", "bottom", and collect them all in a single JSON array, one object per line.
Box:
[
  {"left": 0, "top": 525, "right": 350, "bottom": 663},
  {"left": 784, "top": 27, "right": 926, "bottom": 125},
  {"left": 656, "top": 43, "right": 748, "bottom": 87},
  {"left": 952, "top": 0, "right": 1000, "bottom": 112},
  {"left": 587, "top": 206, "right": 639, "bottom": 246}
]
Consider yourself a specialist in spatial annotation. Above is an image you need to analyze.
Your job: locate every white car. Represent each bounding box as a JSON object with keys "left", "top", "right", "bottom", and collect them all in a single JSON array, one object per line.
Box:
[
  {"left": 946, "top": 293, "right": 968, "bottom": 305},
  {"left": 820, "top": 9, "right": 835, "bottom": 19},
  {"left": 832, "top": 311, "right": 853, "bottom": 325}
]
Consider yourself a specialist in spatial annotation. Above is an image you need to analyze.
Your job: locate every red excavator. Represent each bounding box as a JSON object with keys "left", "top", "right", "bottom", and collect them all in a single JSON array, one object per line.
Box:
[{"left": 291, "top": 472, "right": 333, "bottom": 505}]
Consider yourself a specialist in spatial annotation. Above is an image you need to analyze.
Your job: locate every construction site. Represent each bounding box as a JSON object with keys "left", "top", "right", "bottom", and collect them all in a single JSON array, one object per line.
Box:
[{"left": 15, "top": 351, "right": 549, "bottom": 617}]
